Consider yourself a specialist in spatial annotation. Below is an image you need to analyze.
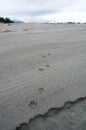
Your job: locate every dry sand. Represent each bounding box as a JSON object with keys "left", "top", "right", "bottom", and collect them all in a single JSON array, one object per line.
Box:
[
  {"left": 0, "top": 29, "right": 13, "bottom": 32},
  {"left": 0, "top": 23, "right": 86, "bottom": 130}
]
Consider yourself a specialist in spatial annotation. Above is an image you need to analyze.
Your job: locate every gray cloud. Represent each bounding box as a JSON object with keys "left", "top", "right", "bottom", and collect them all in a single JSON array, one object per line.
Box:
[
  {"left": 7, "top": 9, "right": 57, "bottom": 17},
  {"left": 29, "top": 10, "right": 57, "bottom": 16}
]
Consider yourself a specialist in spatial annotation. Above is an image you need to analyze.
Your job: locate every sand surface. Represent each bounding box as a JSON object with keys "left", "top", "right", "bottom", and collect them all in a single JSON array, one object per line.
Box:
[{"left": 0, "top": 23, "right": 86, "bottom": 130}]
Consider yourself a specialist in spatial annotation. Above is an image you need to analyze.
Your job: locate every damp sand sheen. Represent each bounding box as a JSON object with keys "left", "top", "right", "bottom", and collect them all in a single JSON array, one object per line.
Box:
[{"left": 0, "top": 23, "right": 86, "bottom": 130}]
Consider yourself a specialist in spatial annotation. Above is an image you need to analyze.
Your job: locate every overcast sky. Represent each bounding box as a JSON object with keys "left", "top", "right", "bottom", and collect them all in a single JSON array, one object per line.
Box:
[{"left": 0, "top": 0, "right": 86, "bottom": 22}]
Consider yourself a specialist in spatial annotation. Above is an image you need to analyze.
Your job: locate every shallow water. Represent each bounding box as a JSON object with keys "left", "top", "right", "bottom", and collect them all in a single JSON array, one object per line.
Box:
[{"left": 16, "top": 98, "right": 86, "bottom": 130}]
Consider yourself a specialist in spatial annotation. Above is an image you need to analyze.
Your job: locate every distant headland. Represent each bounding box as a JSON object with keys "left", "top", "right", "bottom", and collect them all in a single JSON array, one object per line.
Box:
[{"left": 0, "top": 17, "right": 14, "bottom": 23}]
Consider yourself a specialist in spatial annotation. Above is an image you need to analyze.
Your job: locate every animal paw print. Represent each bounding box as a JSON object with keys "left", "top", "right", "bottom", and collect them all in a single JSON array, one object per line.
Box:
[
  {"left": 29, "top": 100, "right": 37, "bottom": 108},
  {"left": 39, "top": 87, "right": 45, "bottom": 93},
  {"left": 38, "top": 68, "right": 44, "bottom": 71}
]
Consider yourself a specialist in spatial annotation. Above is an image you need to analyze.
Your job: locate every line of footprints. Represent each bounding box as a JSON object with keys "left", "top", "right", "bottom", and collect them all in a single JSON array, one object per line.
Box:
[
  {"left": 39, "top": 53, "right": 51, "bottom": 71},
  {"left": 29, "top": 52, "right": 51, "bottom": 109}
]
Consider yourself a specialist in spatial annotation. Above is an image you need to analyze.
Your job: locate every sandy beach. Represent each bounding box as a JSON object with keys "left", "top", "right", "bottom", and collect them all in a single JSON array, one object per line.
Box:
[{"left": 0, "top": 23, "right": 86, "bottom": 130}]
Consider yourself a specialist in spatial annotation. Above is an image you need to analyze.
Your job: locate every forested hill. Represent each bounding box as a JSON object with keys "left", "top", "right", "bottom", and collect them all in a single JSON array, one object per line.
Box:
[{"left": 0, "top": 17, "right": 14, "bottom": 23}]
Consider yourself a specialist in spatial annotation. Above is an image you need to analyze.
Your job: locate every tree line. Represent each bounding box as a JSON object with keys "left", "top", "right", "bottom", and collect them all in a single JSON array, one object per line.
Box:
[{"left": 0, "top": 17, "right": 14, "bottom": 23}]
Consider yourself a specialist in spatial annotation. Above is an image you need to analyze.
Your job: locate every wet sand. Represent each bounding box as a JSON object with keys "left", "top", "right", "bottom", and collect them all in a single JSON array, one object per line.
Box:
[
  {"left": 15, "top": 97, "right": 86, "bottom": 130},
  {"left": 0, "top": 23, "right": 86, "bottom": 130}
]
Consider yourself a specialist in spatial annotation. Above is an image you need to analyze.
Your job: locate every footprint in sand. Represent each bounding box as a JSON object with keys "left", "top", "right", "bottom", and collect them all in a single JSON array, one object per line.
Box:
[
  {"left": 29, "top": 100, "right": 37, "bottom": 109},
  {"left": 42, "top": 55, "right": 46, "bottom": 58},
  {"left": 39, "top": 87, "right": 45, "bottom": 93},
  {"left": 45, "top": 65, "right": 50, "bottom": 67},
  {"left": 23, "top": 28, "right": 28, "bottom": 31},
  {"left": 48, "top": 53, "right": 51, "bottom": 56},
  {"left": 38, "top": 68, "right": 44, "bottom": 71}
]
